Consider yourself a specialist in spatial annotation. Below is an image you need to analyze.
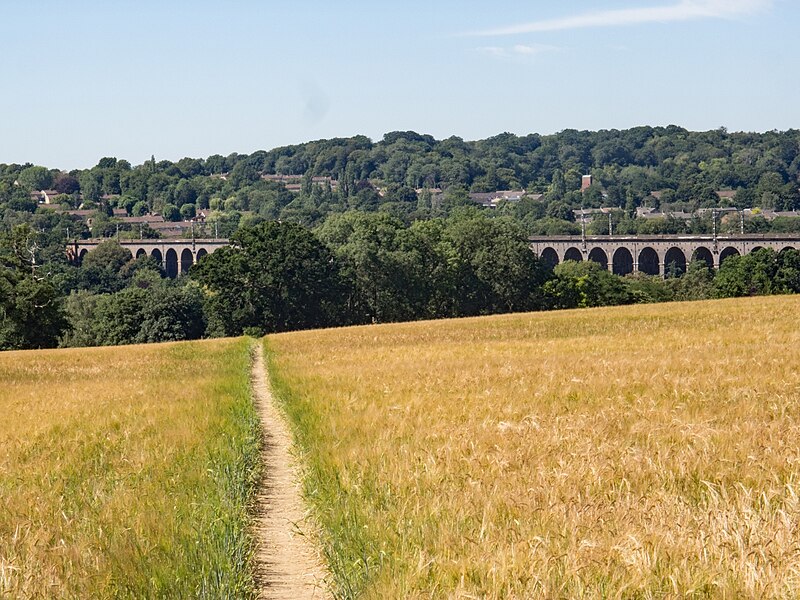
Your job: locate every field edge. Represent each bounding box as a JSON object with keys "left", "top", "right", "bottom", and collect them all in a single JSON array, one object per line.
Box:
[{"left": 263, "top": 337, "right": 378, "bottom": 599}]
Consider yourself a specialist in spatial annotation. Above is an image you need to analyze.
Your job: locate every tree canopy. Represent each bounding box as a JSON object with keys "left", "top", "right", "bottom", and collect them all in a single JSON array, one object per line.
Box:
[
  {"left": 191, "top": 221, "right": 345, "bottom": 336},
  {"left": 1, "top": 127, "right": 800, "bottom": 350},
  {"left": 0, "top": 225, "right": 68, "bottom": 349}
]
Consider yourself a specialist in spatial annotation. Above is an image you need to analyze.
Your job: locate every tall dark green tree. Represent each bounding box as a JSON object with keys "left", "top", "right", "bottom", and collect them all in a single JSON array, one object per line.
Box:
[
  {"left": 714, "top": 248, "right": 779, "bottom": 297},
  {"left": 316, "top": 212, "right": 420, "bottom": 323},
  {"left": 775, "top": 249, "right": 800, "bottom": 293},
  {"left": 543, "top": 260, "right": 631, "bottom": 309},
  {"left": 79, "top": 241, "right": 135, "bottom": 293},
  {"left": 0, "top": 225, "right": 68, "bottom": 349},
  {"left": 191, "top": 221, "right": 346, "bottom": 335},
  {"left": 440, "top": 211, "right": 551, "bottom": 315},
  {"left": 17, "top": 166, "right": 53, "bottom": 191}
]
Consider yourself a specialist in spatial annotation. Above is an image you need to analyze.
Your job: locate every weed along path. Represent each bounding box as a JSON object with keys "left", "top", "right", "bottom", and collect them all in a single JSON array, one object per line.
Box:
[{"left": 251, "top": 343, "right": 330, "bottom": 599}]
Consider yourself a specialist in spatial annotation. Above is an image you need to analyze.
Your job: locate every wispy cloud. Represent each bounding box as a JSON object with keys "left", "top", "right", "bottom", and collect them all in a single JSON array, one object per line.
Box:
[
  {"left": 477, "top": 43, "right": 558, "bottom": 60},
  {"left": 470, "top": 0, "right": 772, "bottom": 36}
]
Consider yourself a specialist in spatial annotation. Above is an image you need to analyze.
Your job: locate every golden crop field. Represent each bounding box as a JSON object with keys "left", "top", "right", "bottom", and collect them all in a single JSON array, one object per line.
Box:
[
  {"left": 266, "top": 296, "right": 800, "bottom": 599},
  {"left": 0, "top": 338, "right": 259, "bottom": 599}
]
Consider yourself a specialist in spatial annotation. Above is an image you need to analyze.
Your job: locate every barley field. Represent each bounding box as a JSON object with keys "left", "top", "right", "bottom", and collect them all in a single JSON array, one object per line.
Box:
[
  {"left": 0, "top": 338, "right": 260, "bottom": 599},
  {"left": 266, "top": 296, "right": 800, "bottom": 599}
]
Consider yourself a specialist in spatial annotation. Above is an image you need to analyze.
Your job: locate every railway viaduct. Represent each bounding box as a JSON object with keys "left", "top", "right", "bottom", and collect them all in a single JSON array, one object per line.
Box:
[
  {"left": 530, "top": 234, "right": 800, "bottom": 276},
  {"left": 70, "top": 239, "right": 230, "bottom": 278},
  {"left": 70, "top": 233, "right": 800, "bottom": 280}
]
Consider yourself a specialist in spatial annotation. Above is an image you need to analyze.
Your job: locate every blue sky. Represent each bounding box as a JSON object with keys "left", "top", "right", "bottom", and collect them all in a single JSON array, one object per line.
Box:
[{"left": 1, "top": 0, "right": 796, "bottom": 169}]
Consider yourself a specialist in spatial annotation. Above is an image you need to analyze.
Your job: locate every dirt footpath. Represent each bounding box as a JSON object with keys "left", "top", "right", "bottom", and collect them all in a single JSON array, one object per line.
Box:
[{"left": 251, "top": 343, "right": 330, "bottom": 599}]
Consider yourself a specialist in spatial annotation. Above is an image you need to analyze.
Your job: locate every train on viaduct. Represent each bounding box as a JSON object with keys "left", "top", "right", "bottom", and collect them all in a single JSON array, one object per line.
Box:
[{"left": 71, "top": 233, "right": 800, "bottom": 279}]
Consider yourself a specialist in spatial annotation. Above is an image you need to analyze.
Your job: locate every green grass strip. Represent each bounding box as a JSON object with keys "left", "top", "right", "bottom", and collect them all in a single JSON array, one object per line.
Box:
[{"left": 264, "top": 338, "right": 382, "bottom": 600}]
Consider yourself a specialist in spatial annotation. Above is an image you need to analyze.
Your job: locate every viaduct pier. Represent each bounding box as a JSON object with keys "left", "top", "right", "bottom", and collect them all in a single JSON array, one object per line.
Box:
[{"left": 530, "top": 234, "right": 800, "bottom": 276}]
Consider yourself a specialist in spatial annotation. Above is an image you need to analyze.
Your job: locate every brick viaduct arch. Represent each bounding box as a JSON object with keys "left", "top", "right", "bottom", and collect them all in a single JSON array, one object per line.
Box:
[
  {"left": 530, "top": 235, "right": 800, "bottom": 277},
  {"left": 70, "top": 239, "right": 229, "bottom": 278}
]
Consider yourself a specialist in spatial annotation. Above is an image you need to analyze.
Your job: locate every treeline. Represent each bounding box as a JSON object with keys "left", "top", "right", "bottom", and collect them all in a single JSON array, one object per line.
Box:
[
  {"left": 2, "top": 127, "right": 800, "bottom": 243},
  {"left": 2, "top": 127, "right": 800, "bottom": 350},
  {"left": 189, "top": 213, "right": 800, "bottom": 337},
  {"left": 2, "top": 211, "right": 798, "bottom": 350}
]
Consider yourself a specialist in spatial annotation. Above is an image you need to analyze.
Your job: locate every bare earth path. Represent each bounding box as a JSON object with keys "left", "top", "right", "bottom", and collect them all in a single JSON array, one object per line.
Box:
[{"left": 251, "top": 343, "right": 330, "bottom": 599}]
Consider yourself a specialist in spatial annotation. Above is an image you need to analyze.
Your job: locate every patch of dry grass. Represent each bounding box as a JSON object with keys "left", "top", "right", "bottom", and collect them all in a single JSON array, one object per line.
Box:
[
  {"left": 0, "top": 338, "right": 259, "bottom": 598},
  {"left": 267, "top": 296, "right": 800, "bottom": 598}
]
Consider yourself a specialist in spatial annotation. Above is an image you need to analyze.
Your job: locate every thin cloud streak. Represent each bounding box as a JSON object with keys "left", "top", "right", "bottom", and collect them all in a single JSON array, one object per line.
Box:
[
  {"left": 477, "top": 43, "right": 559, "bottom": 60},
  {"left": 471, "top": 0, "right": 772, "bottom": 36}
]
